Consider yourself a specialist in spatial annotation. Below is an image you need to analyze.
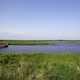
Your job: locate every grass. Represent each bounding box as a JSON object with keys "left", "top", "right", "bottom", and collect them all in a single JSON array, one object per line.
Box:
[
  {"left": 0, "top": 40, "right": 80, "bottom": 45},
  {"left": 0, "top": 40, "right": 54, "bottom": 45},
  {"left": 0, "top": 53, "right": 80, "bottom": 80},
  {"left": 0, "top": 40, "right": 80, "bottom": 80}
]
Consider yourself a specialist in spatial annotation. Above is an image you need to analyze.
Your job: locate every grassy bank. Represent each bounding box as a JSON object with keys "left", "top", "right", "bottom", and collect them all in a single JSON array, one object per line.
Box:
[
  {"left": 0, "top": 40, "right": 54, "bottom": 45},
  {"left": 0, "top": 53, "right": 80, "bottom": 80},
  {"left": 0, "top": 40, "right": 80, "bottom": 45}
]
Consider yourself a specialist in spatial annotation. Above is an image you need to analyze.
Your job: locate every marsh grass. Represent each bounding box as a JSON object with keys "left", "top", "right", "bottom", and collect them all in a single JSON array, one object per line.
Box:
[
  {"left": 0, "top": 53, "right": 80, "bottom": 80},
  {"left": 0, "top": 40, "right": 55, "bottom": 45},
  {"left": 1, "top": 40, "right": 80, "bottom": 46}
]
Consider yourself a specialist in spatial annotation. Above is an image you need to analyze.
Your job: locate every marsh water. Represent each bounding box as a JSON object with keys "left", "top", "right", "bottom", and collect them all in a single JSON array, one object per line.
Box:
[{"left": 0, "top": 44, "right": 80, "bottom": 53}]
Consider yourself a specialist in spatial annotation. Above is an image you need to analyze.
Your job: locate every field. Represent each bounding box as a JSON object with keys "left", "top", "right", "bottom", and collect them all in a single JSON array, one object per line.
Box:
[
  {"left": 0, "top": 40, "right": 80, "bottom": 45},
  {"left": 0, "top": 53, "right": 80, "bottom": 80}
]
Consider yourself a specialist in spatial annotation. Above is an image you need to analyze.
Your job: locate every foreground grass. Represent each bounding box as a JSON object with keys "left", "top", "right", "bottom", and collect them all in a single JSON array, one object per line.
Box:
[{"left": 0, "top": 53, "right": 80, "bottom": 80}]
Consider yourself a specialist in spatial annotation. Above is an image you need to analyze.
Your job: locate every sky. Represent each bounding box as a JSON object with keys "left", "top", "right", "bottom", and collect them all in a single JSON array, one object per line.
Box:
[{"left": 0, "top": 0, "right": 80, "bottom": 40}]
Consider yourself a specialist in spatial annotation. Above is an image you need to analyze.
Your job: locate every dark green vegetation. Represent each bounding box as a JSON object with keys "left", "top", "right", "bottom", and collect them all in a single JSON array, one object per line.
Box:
[
  {"left": 0, "top": 40, "right": 54, "bottom": 45},
  {"left": 0, "top": 40, "right": 80, "bottom": 45},
  {"left": 0, "top": 53, "right": 80, "bottom": 80}
]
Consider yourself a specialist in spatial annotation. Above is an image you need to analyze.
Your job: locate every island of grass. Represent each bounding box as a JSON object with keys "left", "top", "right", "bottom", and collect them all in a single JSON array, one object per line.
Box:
[{"left": 0, "top": 53, "right": 80, "bottom": 80}]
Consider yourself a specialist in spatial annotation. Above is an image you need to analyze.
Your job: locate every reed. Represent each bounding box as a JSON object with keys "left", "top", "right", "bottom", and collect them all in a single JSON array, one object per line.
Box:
[{"left": 0, "top": 53, "right": 80, "bottom": 80}]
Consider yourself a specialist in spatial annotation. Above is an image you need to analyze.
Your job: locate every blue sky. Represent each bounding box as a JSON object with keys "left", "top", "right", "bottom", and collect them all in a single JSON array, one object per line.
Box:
[{"left": 0, "top": 0, "right": 80, "bottom": 40}]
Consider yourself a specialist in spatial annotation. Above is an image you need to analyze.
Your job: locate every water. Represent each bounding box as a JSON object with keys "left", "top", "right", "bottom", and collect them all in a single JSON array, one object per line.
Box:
[{"left": 0, "top": 44, "right": 80, "bottom": 53}]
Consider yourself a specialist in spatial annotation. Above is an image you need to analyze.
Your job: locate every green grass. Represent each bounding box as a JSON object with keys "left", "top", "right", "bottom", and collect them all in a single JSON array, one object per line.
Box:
[
  {"left": 0, "top": 40, "right": 80, "bottom": 45},
  {"left": 0, "top": 53, "right": 80, "bottom": 80},
  {"left": 0, "top": 40, "right": 54, "bottom": 45}
]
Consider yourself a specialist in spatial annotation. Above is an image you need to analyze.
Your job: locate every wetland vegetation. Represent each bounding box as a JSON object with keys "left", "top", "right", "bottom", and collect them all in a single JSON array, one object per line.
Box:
[
  {"left": 0, "top": 40, "right": 80, "bottom": 45},
  {"left": 0, "top": 40, "right": 80, "bottom": 80},
  {"left": 0, "top": 53, "right": 80, "bottom": 80}
]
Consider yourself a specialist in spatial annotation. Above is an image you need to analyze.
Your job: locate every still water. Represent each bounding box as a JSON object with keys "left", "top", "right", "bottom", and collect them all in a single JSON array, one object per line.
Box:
[{"left": 0, "top": 44, "right": 80, "bottom": 53}]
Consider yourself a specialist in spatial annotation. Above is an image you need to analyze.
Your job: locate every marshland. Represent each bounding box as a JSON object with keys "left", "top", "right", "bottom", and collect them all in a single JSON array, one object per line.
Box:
[
  {"left": 0, "top": 40, "right": 80, "bottom": 80},
  {"left": 0, "top": 54, "right": 80, "bottom": 80},
  {"left": 0, "top": 40, "right": 80, "bottom": 53},
  {"left": 0, "top": 0, "right": 80, "bottom": 79}
]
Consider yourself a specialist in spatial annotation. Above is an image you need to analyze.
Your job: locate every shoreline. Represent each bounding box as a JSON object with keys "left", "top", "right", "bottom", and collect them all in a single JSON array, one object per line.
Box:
[{"left": 0, "top": 40, "right": 80, "bottom": 45}]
